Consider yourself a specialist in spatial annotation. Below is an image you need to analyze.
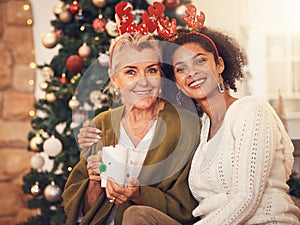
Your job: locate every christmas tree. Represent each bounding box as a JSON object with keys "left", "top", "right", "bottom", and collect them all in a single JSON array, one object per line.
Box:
[{"left": 19, "top": 0, "right": 191, "bottom": 224}]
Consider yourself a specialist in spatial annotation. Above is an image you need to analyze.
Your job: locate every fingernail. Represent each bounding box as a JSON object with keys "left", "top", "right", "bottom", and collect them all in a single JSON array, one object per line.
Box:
[
  {"left": 96, "top": 135, "right": 101, "bottom": 139},
  {"left": 96, "top": 129, "right": 101, "bottom": 133}
]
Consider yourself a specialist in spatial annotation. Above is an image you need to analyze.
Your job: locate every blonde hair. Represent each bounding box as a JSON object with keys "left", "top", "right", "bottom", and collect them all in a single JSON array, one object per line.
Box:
[{"left": 109, "top": 33, "right": 162, "bottom": 73}]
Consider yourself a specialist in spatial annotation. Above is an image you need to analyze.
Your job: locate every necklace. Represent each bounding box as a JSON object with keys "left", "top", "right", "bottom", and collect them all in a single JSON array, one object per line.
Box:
[{"left": 122, "top": 100, "right": 162, "bottom": 146}]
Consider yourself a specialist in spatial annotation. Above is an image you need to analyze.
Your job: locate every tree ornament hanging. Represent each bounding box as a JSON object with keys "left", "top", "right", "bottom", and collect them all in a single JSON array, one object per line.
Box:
[
  {"left": 66, "top": 55, "right": 84, "bottom": 73},
  {"left": 44, "top": 181, "right": 62, "bottom": 202},
  {"left": 55, "top": 122, "right": 67, "bottom": 135},
  {"left": 163, "top": 0, "right": 180, "bottom": 9},
  {"left": 45, "top": 92, "right": 56, "bottom": 103},
  {"left": 89, "top": 90, "right": 101, "bottom": 104},
  {"left": 39, "top": 81, "right": 48, "bottom": 91},
  {"left": 68, "top": 96, "right": 80, "bottom": 109},
  {"left": 92, "top": 0, "right": 107, "bottom": 8},
  {"left": 30, "top": 181, "right": 41, "bottom": 196},
  {"left": 43, "top": 135, "right": 63, "bottom": 157},
  {"left": 53, "top": 1, "right": 66, "bottom": 15},
  {"left": 93, "top": 17, "right": 107, "bottom": 33},
  {"left": 175, "top": 5, "right": 187, "bottom": 17},
  {"left": 75, "top": 9, "right": 85, "bottom": 23},
  {"left": 30, "top": 153, "right": 45, "bottom": 170},
  {"left": 41, "top": 31, "right": 58, "bottom": 48},
  {"left": 98, "top": 53, "right": 109, "bottom": 67},
  {"left": 69, "top": 0, "right": 80, "bottom": 15},
  {"left": 59, "top": 73, "right": 68, "bottom": 84},
  {"left": 105, "top": 20, "right": 119, "bottom": 37},
  {"left": 30, "top": 134, "right": 44, "bottom": 152},
  {"left": 59, "top": 9, "right": 72, "bottom": 23},
  {"left": 78, "top": 43, "right": 92, "bottom": 59},
  {"left": 40, "top": 66, "right": 54, "bottom": 80}
]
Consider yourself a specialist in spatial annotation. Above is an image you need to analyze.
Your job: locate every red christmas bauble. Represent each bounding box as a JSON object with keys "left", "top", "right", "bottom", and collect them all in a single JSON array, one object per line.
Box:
[
  {"left": 164, "top": 0, "right": 180, "bottom": 9},
  {"left": 93, "top": 18, "right": 107, "bottom": 33},
  {"left": 59, "top": 74, "right": 68, "bottom": 84},
  {"left": 69, "top": 0, "right": 80, "bottom": 15},
  {"left": 66, "top": 55, "right": 84, "bottom": 73}
]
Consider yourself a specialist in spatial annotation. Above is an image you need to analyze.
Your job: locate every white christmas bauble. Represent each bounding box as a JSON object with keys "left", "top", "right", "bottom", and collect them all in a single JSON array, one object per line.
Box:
[
  {"left": 98, "top": 53, "right": 109, "bottom": 67},
  {"left": 89, "top": 90, "right": 101, "bottom": 104},
  {"left": 43, "top": 135, "right": 63, "bottom": 157},
  {"left": 39, "top": 152, "right": 54, "bottom": 172},
  {"left": 44, "top": 181, "right": 61, "bottom": 202},
  {"left": 30, "top": 154, "right": 45, "bottom": 169},
  {"left": 30, "top": 135, "right": 43, "bottom": 152},
  {"left": 78, "top": 43, "right": 92, "bottom": 59},
  {"left": 176, "top": 5, "right": 187, "bottom": 17},
  {"left": 55, "top": 122, "right": 66, "bottom": 135},
  {"left": 105, "top": 20, "right": 119, "bottom": 37}
]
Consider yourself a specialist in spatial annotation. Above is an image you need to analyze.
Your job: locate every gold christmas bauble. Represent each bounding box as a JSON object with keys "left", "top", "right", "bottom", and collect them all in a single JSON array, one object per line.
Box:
[
  {"left": 31, "top": 182, "right": 41, "bottom": 196},
  {"left": 59, "top": 10, "right": 72, "bottom": 23},
  {"left": 41, "top": 66, "right": 54, "bottom": 80},
  {"left": 41, "top": 32, "right": 58, "bottom": 49},
  {"left": 39, "top": 81, "right": 48, "bottom": 91},
  {"left": 46, "top": 92, "right": 56, "bottom": 103},
  {"left": 30, "top": 135, "right": 43, "bottom": 152},
  {"left": 68, "top": 96, "right": 80, "bottom": 109},
  {"left": 92, "top": 0, "right": 107, "bottom": 8},
  {"left": 53, "top": 2, "right": 66, "bottom": 15}
]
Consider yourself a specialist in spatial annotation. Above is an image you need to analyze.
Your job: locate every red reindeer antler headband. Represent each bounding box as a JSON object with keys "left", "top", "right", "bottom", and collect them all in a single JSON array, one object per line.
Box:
[{"left": 110, "top": 2, "right": 219, "bottom": 67}]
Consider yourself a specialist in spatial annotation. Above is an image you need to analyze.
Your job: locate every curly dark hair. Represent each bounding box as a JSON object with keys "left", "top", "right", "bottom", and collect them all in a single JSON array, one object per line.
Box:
[{"left": 162, "top": 27, "right": 246, "bottom": 92}]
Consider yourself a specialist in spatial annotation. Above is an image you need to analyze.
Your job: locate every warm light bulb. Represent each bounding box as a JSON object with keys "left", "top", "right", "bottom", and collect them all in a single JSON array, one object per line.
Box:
[
  {"left": 80, "top": 26, "right": 85, "bottom": 31},
  {"left": 29, "top": 110, "right": 35, "bottom": 117},
  {"left": 29, "top": 62, "right": 36, "bottom": 69},
  {"left": 23, "top": 4, "right": 30, "bottom": 11},
  {"left": 27, "top": 19, "right": 33, "bottom": 25},
  {"left": 28, "top": 79, "right": 35, "bottom": 86}
]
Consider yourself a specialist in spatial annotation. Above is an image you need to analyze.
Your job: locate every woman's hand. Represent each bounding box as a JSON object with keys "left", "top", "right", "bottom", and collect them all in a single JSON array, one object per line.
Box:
[
  {"left": 86, "top": 153, "right": 102, "bottom": 182},
  {"left": 106, "top": 178, "right": 142, "bottom": 205},
  {"left": 78, "top": 125, "right": 101, "bottom": 149}
]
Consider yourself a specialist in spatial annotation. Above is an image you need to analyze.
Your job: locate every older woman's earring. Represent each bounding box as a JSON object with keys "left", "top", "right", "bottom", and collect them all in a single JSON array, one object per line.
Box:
[
  {"left": 176, "top": 91, "right": 182, "bottom": 108},
  {"left": 113, "top": 87, "right": 122, "bottom": 104},
  {"left": 217, "top": 83, "right": 224, "bottom": 93}
]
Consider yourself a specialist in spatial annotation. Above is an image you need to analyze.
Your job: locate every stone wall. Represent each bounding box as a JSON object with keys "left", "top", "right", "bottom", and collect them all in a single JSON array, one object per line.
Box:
[{"left": 0, "top": 0, "right": 37, "bottom": 224}]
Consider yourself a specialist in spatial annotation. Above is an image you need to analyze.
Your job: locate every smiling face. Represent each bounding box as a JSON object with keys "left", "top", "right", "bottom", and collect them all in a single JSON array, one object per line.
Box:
[
  {"left": 172, "top": 42, "right": 224, "bottom": 100},
  {"left": 110, "top": 47, "right": 161, "bottom": 109}
]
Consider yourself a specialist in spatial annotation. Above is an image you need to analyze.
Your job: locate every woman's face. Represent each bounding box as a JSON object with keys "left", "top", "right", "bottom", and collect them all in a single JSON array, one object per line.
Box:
[
  {"left": 172, "top": 42, "right": 224, "bottom": 100},
  {"left": 111, "top": 48, "right": 161, "bottom": 109}
]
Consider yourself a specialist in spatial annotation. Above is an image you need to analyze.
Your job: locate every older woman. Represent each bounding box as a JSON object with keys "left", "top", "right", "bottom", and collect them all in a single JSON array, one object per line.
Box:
[{"left": 62, "top": 33, "right": 201, "bottom": 225}]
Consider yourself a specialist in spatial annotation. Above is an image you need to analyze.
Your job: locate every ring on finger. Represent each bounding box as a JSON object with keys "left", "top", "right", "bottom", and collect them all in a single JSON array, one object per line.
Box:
[{"left": 109, "top": 197, "right": 116, "bottom": 203}]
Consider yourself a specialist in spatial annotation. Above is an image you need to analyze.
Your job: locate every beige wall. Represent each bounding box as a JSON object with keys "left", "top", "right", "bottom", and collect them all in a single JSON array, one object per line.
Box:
[{"left": 0, "top": 0, "right": 37, "bottom": 224}]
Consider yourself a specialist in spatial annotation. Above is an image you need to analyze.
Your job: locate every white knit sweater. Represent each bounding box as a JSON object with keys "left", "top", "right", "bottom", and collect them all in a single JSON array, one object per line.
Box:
[{"left": 189, "top": 96, "right": 300, "bottom": 225}]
